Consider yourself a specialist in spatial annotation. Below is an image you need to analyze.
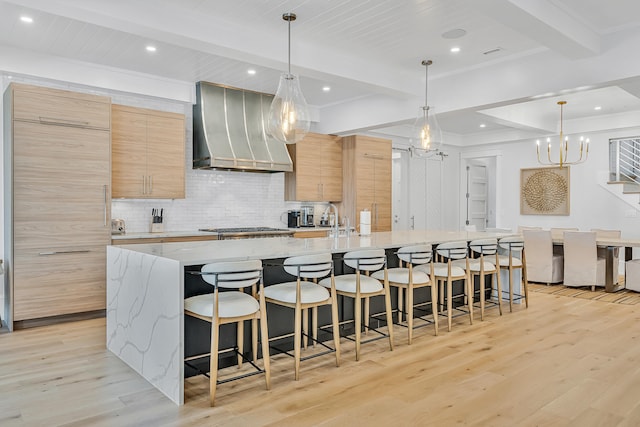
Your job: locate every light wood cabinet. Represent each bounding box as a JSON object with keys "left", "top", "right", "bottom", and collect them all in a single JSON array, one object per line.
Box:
[
  {"left": 339, "top": 135, "right": 392, "bottom": 232},
  {"left": 112, "top": 104, "right": 185, "bottom": 199},
  {"left": 4, "top": 83, "right": 112, "bottom": 327},
  {"left": 285, "top": 132, "right": 342, "bottom": 202},
  {"left": 293, "top": 229, "right": 330, "bottom": 238}
]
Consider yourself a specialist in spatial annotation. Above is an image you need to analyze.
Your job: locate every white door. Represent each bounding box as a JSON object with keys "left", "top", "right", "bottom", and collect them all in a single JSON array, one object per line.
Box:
[
  {"left": 425, "top": 158, "right": 443, "bottom": 229},
  {"left": 393, "top": 151, "right": 444, "bottom": 230},
  {"left": 466, "top": 162, "right": 488, "bottom": 230},
  {"left": 392, "top": 149, "right": 410, "bottom": 230}
]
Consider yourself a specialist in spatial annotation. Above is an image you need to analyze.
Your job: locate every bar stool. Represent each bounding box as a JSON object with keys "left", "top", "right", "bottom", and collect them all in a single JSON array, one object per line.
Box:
[
  {"left": 373, "top": 245, "right": 437, "bottom": 344},
  {"left": 262, "top": 253, "right": 340, "bottom": 380},
  {"left": 320, "top": 249, "right": 394, "bottom": 361},
  {"left": 497, "top": 236, "right": 528, "bottom": 312},
  {"left": 184, "top": 259, "right": 270, "bottom": 406},
  {"left": 457, "top": 238, "right": 503, "bottom": 320},
  {"left": 430, "top": 241, "right": 473, "bottom": 332}
]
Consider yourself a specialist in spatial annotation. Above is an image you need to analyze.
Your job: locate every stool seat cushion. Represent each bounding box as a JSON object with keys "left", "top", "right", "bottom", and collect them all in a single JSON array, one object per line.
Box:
[
  {"left": 185, "top": 291, "right": 259, "bottom": 319},
  {"left": 371, "top": 268, "right": 430, "bottom": 285},
  {"left": 498, "top": 255, "right": 522, "bottom": 267},
  {"left": 452, "top": 258, "right": 496, "bottom": 272},
  {"left": 263, "top": 281, "right": 330, "bottom": 304},
  {"left": 427, "top": 262, "right": 466, "bottom": 278},
  {"left": 320, "top": 274, "right": 383, "bottom": 294}
]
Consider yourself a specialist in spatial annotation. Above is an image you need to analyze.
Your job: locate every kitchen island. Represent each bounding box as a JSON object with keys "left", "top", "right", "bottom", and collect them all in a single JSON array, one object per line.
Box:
[{"left": 106, "top": 230, "right": 509, "bottom": 404}]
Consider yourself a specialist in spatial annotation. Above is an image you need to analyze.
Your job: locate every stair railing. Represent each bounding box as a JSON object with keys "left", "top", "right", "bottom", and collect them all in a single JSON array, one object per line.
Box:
[{"left": 610, "top": 137, "right": 640, "bottom": 184}]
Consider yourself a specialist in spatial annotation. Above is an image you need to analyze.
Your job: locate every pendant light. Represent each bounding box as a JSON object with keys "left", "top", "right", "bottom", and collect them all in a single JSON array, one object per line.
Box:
[
  {"left": 411, "top": 59, "right": 443, "bottom": 156},
  {"left": 536, "top": 101, "right": 589, "bottom": 168},
  {"left": 268, "top": 12, "right": 310, "bottom": 144}
]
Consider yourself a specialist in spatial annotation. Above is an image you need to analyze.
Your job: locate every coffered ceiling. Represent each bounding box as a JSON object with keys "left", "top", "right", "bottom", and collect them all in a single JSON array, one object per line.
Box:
[{"left": 1, "top": 0, "right": 640, "bottom": 146}]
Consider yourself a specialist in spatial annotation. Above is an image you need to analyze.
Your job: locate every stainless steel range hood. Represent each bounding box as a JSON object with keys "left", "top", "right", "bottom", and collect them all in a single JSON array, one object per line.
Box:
[{"left": 193, "top": 81, "right": 293, "bottom": 172}]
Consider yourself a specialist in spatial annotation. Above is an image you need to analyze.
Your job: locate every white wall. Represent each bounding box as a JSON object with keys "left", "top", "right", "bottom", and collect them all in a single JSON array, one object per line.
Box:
[{"left": 475, "top": 128, "right": 640, "bottom": 239}]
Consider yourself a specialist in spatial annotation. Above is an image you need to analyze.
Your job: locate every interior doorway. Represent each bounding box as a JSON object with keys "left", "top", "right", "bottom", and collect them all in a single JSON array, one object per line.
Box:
[
  {"left": 460, "top": 151, "right": 501, "bottom": 231},
  {"left": 466, "top": 161, "right": 488, "bottom": 230}
]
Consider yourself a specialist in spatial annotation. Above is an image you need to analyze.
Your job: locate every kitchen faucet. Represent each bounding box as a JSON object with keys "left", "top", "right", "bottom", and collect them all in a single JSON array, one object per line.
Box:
[{"left": 328, "top": 203, "right": 339, "bottom": 237}]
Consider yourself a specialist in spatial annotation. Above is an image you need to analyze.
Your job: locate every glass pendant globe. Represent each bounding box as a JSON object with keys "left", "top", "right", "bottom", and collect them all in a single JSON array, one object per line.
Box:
[
  {"left": 268, "top": 73, "right": 311, "bottom": 144},
  {"left": 412, "top": 105, "right": 442, "bottom": 154}
]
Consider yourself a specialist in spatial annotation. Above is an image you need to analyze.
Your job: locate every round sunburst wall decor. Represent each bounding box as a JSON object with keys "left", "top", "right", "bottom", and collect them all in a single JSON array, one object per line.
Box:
[{"left": 520, "top": 167, "right": 570, "bottom": 215}]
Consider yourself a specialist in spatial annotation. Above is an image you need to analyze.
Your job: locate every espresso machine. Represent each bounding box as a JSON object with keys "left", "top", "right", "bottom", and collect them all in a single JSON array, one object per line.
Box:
[{"left": 300, "top": 205, "right": 314, "bottom": 227}]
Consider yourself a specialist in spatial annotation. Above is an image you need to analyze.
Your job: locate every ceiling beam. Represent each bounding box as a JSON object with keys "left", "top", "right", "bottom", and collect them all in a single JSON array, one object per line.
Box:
[{"left": 471, "top": 0, "right": 601, "bottom": 59}]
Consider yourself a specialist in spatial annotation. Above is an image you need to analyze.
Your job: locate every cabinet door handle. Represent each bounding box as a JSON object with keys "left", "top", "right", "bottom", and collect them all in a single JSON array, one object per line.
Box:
[
  {"left": 103, "top": 185, "right": 108, "bottom": 226},
  {"left": 149, "top": 175, "right": 153, "bottom": 194},
  {"left": 142, "top": 176, "right": 146, "bottom": 194},
  {"left": 39, "top": 250, "right": 91, "bottom": 256},
  {"left": 375, "top": 202, "right": 379, "bottom": 226},
  {"left": 38, "top": 116, "right": 90, "bottom": 128}
]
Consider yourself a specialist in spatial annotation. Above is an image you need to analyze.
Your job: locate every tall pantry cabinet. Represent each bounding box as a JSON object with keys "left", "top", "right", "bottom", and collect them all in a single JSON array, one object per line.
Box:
[
  {"left": 340, "top": 135, "right": 392, "bottom": 232},
  {"left": 4, "top": 84, "right": 112, "bottom": 329}
]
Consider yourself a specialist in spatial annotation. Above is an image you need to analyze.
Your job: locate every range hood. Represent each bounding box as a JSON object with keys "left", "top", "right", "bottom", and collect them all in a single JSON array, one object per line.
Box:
[{"left": 193, "top": 81, "right": 293, "bottom": 172}]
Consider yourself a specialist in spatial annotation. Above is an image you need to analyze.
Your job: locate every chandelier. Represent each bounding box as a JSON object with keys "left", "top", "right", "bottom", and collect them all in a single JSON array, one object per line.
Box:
[
  {"left": 536, "top": 101, "right": 589, "bottom": 168},
  {"left": 411, "top": 59, "right": 443, "bottom": 156},
  {"left": 267, "top": 12, "right": 310, "bottom": 144}
]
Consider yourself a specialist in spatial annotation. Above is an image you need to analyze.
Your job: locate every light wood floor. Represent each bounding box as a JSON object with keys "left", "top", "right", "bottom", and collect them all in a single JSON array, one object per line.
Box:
[{"left": 2, "top": 291, "right": 640, "bottom": 427}]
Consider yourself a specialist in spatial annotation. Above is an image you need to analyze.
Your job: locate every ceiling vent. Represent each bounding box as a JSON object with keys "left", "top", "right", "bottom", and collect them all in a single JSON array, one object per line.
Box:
[{"left": 483, "top": 47, "right": 503, "bottom": 55}]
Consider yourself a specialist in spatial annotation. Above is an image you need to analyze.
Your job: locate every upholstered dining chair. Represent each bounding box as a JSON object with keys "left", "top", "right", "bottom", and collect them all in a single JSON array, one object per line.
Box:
[
  {"left": 184, "top": 259, "right": 270, "bottom": 406},
  {"left": 550, "top": 227, "right": 579, "bottom": 240},
  {"left": 522, "top": 230, "right": 563, "bottom": 285},
  {"left": 320, "top": 248, "right": 394, "bottom": 361},
  {"left": 262, "top": 253, "right": 340, "bottom": 380},
  {"left": 517, "top": 226, "right": 542, "bottom": 233},
  {"left": 372, "top": 245, "right": 438, "bottom": 344},
  {"left": 591, "top": 228, "right": 622, "bottom": 285},
  {"left": 563, "top": 231, "right": 606, "bottom": 291}
]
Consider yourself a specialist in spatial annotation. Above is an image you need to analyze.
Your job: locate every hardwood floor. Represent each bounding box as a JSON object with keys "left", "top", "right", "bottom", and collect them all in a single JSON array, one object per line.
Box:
[{"left": 2, "top": 291, "right": 640, "bottom": 426}]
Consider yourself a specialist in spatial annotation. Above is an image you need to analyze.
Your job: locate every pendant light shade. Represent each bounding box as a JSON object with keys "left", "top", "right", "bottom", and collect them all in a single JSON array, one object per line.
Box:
[
  {"left": 268, "top": 13, "right": 310, "bottom": 144},
  {"left": 411, "top": 60, "right": 442, "bottom": 155}
]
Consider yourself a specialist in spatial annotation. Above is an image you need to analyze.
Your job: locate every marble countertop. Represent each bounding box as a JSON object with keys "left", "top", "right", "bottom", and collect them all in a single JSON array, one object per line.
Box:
[
  {"left": 111, "top": 226, "right": 338, "bottom": 240},
  {"left": 110, "top": 230, "right": 508, "bottom": 266}
]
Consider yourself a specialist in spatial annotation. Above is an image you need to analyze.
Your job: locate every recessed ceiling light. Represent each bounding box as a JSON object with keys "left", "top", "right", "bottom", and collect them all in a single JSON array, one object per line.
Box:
[
  {"left": 20, "top": 16, "right": 33, "bottom": 23},
  {"left": 479, "top": 124, "right": 486, "bottom": 128},
  {"left": 450, "top": 47, "right": 461, "bottom": 53},
  {"left": 145, "top": 45, "right": 157, "bottom": 52},
  {"left": 594, "top": 106, "right": 602, "bottom": 110},
  {"left": 441, "top": 28, "right": 467, "bottom": 39},
  {"left": 322, "top": 86, "right": 331, "bottom": 92},
  {"left": 247, "top": 69, "right": 256, "bottom": 75}
]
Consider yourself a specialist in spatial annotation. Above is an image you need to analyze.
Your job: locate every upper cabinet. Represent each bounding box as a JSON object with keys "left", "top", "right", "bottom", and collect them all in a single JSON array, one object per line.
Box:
[
  {"left": 112, "top": 105, "right": 185, "bottom": 199},
  {"left": 340, "top": 135, "right": 392, "bottom": 232},
  {"left": 285, "top": 132, "right": 343, "bottom": 202}
]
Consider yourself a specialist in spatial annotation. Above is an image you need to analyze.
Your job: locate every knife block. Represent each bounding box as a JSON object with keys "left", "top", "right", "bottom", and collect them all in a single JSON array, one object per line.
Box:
[{"left": 151, "top": 222, "right": 164, "bottom": 233}]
